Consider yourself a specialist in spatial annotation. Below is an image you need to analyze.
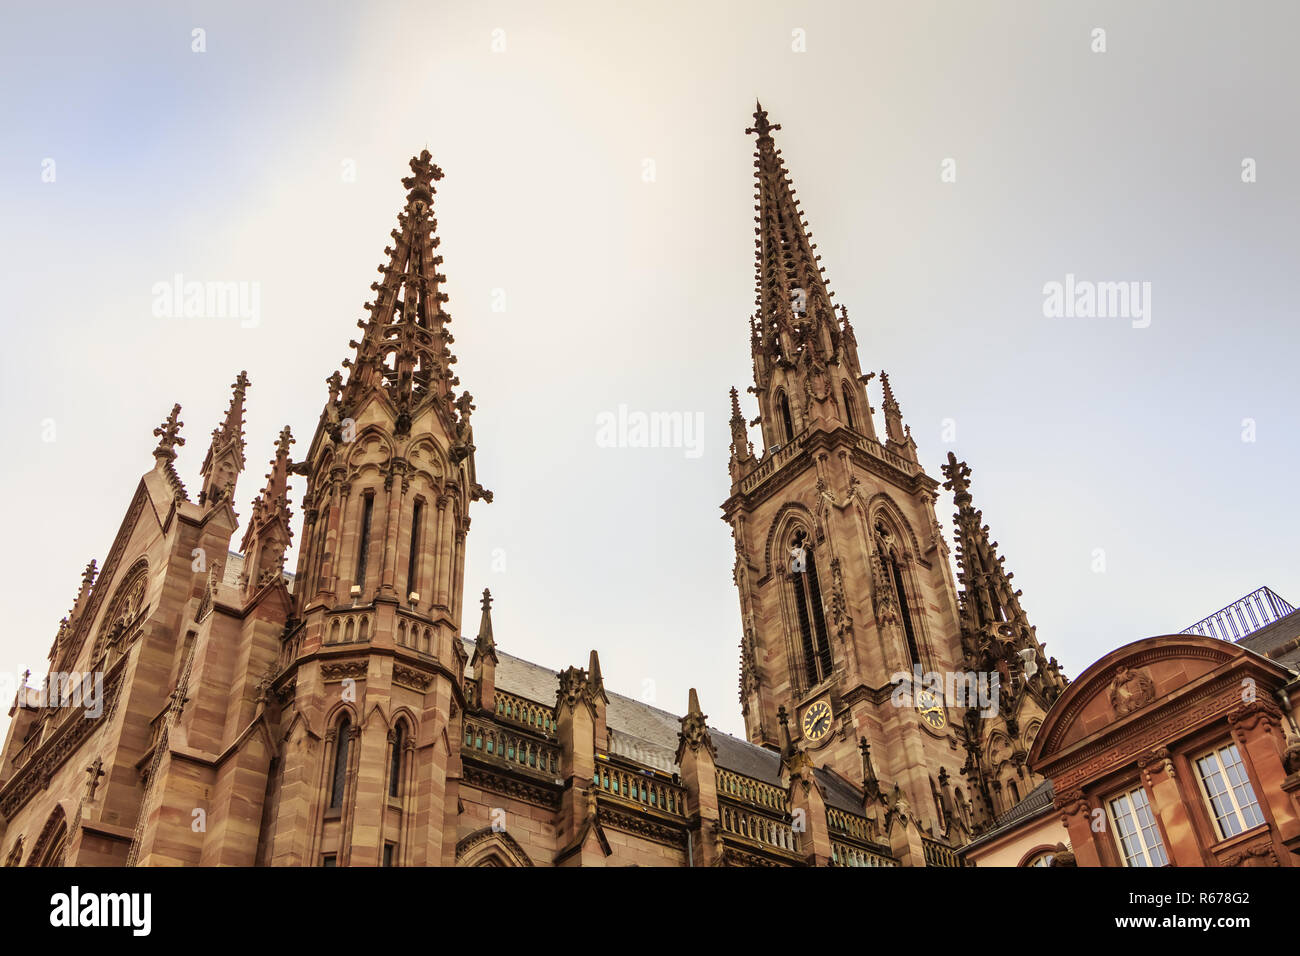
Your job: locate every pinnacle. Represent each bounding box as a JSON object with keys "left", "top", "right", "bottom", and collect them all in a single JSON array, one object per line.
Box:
[
  {"left": 152, "top": 404, "right": 185, "bottom": 461},
  {"left": 273, "top": 424, "right": 295, "bottom": 460},
  {"left": 477, "top": 587, "right": 496, "bottom": 649},
  {"left": 687, "top": 686, "right": 703, "bottom": 717},
  {"left": 338, "top": 149, "right": 461, "bottom": 416}
]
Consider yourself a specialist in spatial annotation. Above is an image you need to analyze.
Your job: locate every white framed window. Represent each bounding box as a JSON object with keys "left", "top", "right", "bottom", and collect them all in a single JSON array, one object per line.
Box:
[
  {"left": 1195, "top": 743, "right": 1265, "bottom": 840},
  {"left": 1026, "top": 852, "right": 1056, "bottom": 867},
  {"left": 1107, "top": 786, "right": 1168, "bottom": 867}
]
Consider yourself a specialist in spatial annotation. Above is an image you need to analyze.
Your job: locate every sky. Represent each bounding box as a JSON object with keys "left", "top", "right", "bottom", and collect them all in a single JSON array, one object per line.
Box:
[{"left": 1, "top": 1, "right": 1297, "bottom": 740}]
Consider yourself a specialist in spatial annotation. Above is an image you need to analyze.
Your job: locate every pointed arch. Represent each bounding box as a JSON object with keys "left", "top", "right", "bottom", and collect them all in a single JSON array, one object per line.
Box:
[
  {"left": 766, "top": 505, "right": 834, "bottom": 693},
  {"left": 865, "top": 493, "right": 923, "bottom": 560},
  {"left": 455, "top": 827, "right": 534, "bottom": 867},
  {"left": 762, "top": 501, "right": 821, "bottom": 581},
  {"left": 26, "top": 805, "right": 69, "bottom": 867},
  {"left": 840, "top": 380, "right": 858, "bottom": 431},
  {"left": 775, "top": 389, "right": 795, "bottom": 443},
  {"left": 90, "top": 557, "right": 150, "bottom": 661},
  {"left": 4, "top": 837, "right": 23, "bottom": 867},
  {"left": 326, "top": 707, "right": 357, "bottom": 811},
  {"left": 344, "top": 425, "right": 396, "bottom": 472},
  {"left": 388, "top": 710, "right": 417, "bottom": 799},
  {"left": 985, "top": 730, "right": 1013, "bottom": 776},
  {"left": 868, "top": 497, "right": 928, "bottom": 669},
  {"left": 406, "top": 437, "right": 448, "bottom": 487}
]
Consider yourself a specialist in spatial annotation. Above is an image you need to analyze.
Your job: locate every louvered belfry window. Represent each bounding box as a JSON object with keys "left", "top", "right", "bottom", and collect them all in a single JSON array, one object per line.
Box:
[{"left": 792, "top": 532, "right": 832, "bottom": 688}]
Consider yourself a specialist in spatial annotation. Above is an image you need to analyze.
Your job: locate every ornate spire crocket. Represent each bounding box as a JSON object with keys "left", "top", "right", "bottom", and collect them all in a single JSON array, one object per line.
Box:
[
  {"left": 238, "top": 426, "right": 294, "bottom": 596},
  {"left": 942, "top": 451, "right": 1068, "bottom": 710},
  {"left": 199, "top": 370, "right": 249, "bottom": 507},
  {"left": 338, "top": 149, "right": 461, "bottom": 440},
  {"left": 741, "top": 102, "right": 875, "bottom": 450}
]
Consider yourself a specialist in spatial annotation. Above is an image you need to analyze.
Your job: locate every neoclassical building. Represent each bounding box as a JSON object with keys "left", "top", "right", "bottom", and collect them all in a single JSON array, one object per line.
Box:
[
  {"left": 4, "top": 107, "right": 1287, "bottom": 868},
  {"left": 963, "top": 588, "right": 1300, "bottom": 867}
]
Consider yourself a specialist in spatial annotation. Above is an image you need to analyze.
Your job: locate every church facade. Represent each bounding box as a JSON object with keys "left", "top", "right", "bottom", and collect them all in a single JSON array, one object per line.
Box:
[{"left": 6, "top": 106, "right": 1193, "bottom": 869}]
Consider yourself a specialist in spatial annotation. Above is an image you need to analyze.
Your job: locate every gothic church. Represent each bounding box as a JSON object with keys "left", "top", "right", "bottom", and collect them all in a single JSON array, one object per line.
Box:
[{"left": 0, "top": 107, "right": 1070, "bottom": 867}]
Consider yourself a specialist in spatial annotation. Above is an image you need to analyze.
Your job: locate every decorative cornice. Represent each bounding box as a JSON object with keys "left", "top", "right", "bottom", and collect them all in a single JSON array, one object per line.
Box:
[
  {"left": 320, "top": 660, "right": 368, "bottom": 682},
  {"left": 461, "top": 762, "right": 561, "bottom": 810},
  {"left": 596, "top": 805, "right": 688, "bottom": 848}
]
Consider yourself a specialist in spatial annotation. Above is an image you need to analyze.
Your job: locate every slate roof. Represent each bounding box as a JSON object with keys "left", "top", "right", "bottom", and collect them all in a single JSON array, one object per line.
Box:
[
  {"left": 1234, "top": 606, "right": 1300, "bottom": 669},
  {"left": 814, "top": 765, "right": 871, "bottom": 814},
  {"left": 462, "top": 638, "right": 796, "bottom": 788}
]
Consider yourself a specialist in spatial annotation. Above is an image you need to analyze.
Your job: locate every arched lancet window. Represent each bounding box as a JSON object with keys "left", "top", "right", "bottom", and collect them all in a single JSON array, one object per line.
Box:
[
  {"left": 841, "top": 382, "right": 857, "bottom": 430},
  {"left": 1006, "top": 779, "right": 1020, "bottom": 805},
  {"left": 407, "top": 499, "right": 424, "bottom": 598},
  {"left": 330, "top": 715, "right": 352, "bottom": 809},
  {"left": 777, "top": 391, "right": 794, "bottom": 443},
  {"left": 26, "top": 808, "right": 67, "bottom": 867},
  {"left": 876, "top": 521, "right": 921, "bottom": 667},
  {"left": 931, "top": 777, "right": 946, "bottom": 832},
  {"left": 790, "top": 530, "right": 832, "bottom": 689},
  {"left": 889, "top": 553, "right": 921, "bottom": 667},
  {"left": 355, "top": 493, "right": 375, "bottom": 588},
  {"left": 389, "top": 723, "right": 405, "bottom": 798}
]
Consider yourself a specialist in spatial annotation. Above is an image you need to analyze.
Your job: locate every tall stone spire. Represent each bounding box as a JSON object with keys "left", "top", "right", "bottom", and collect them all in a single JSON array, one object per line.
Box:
[
  {"left": 747, "top": 102, "right": 838, "bottom": 364},
  {"left": 199, "top": 370, "right": 250, "bottom": 507},
  {"left": 238, "top": 426, "right": 295, "bottom": 597},
  {"left": 742, "top": 104, "right": 873, "bottom": 449},
  {"left": 941, "top": 452, "right": 1066, "bottom": 707},
  {"left": 339, "top": 149, "right": 460, "bottom": 438}
]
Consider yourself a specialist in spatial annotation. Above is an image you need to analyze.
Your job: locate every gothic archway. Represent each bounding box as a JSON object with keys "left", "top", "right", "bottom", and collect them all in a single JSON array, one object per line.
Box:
[
  {"left": 455, "top": 827, "right": 534, "bottom": 867},
  {"left": 26, "top": 806, "right": 69, "bottom": 867}
]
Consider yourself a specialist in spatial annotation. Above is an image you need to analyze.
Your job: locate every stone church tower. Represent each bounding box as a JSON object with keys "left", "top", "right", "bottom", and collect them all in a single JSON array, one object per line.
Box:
[
  {"left": 722, "top": 104, "right": 1068, "bottom": 843},
  {"left": 2, "top": 110, "right": 1073, "bottom": 869}
]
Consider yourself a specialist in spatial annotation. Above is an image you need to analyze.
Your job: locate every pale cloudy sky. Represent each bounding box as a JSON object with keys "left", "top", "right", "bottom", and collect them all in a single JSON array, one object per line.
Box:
[{"left": 2, "top": 1, "right": 1297, "bottom": 739}]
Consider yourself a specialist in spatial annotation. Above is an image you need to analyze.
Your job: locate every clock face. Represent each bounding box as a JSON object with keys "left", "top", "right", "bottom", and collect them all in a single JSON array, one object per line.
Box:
[
  {"left": 801, "top": 700, "right": 833, "bottom": 742},
  {"left": 916, "top": 688, "right": 946, "bottom": 730}
]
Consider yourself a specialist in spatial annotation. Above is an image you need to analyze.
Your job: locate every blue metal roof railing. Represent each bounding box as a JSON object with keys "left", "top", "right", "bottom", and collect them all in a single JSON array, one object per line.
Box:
[{"left": 1181, "top": 586, "right": 1297, "bottom": 642}]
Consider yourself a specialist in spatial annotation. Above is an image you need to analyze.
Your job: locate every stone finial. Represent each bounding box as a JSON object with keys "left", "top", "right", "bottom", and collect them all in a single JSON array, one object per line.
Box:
[
  {"left": 402, "top": 148, "right": 443, "bottom": 204},
  {"left": 152, "top": 404, "right": 185, "bottom": 461},
  {"left": 941, "top": 452, "right": 972, "bottom": 505}
]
